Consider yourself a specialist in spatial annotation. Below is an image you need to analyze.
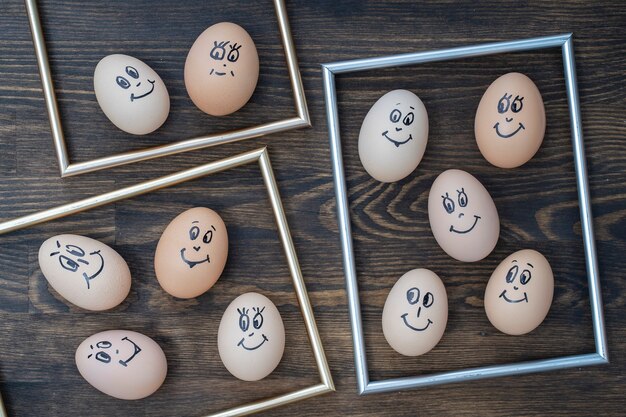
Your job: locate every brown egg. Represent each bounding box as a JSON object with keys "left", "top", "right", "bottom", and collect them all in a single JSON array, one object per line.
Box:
[
  {"left": 382, "top": 269, "right": 448, "bottom": 356},
  {"left": 428, "top": 169, "right": 500, "bottom": 262},
  {"left": 484, "top": 249, "right": 554, "bottom": 335},
  {"left": 475, "top": 72, "right": 546, "bottom": 168},
  {"left": 154, "top": 207, "right": 228, "bottom": 298},
  {"left": 75, "top": 330, "right": 167, "bottom": 400},
  {"left": 218, "top": 292, "right": 285, "bottom": 381},
  {"left": 38, "top": 234, "right": 131, "bottom": 311},
  {"left": 184, "top": 22, "right": 259, "bottom": 116}
]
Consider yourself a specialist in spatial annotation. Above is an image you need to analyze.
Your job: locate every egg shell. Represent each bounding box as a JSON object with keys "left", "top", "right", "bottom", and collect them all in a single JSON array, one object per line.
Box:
[
  {"left": 428, "top": 169, "right": 500, "bottom": 262},
  {"left": 184, "top": 22, "right": 259, "bottom": 116},
  {"left": 38, "top": 234, "right": 131, "bottom": 311},
  {"left": 94, "top": 54, "right": 170, "bottom": 135},
  {"left": 484, "top": 249, "right": 554, "bottom": 335},
  {"left": 155, "top": 207, "right": 228, "bottom": 299},
  {"left": 358, "top": 89, "right": 429, "bottom": 182},
  {"left": 75, "top": 330, "right": 167, "bottom": 400},
  {"left": 218, "top": 292, "right": 285, "bottom": 381},
  {"left": 382, "top": 269, "right": 448, "bottom": 356},
  {"left": 475, "top": 72, "right": 546, "bottom": 168}
]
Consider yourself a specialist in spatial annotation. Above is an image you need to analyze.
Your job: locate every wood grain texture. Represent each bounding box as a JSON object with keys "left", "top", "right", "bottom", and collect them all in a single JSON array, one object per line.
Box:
[{"left": 0, "top": 0, "right": 625, "bottom": 416}]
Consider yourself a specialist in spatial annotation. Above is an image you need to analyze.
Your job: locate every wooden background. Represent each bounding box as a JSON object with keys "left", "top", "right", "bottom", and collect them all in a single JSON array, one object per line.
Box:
[{"left": 0, "top": 0, "right": 624, "bottom": 415}]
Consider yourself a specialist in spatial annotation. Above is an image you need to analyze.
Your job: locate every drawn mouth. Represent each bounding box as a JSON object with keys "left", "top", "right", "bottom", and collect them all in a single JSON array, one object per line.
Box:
[
  {"left": 382, "top": 131, "right": 413, "bottom": 148},
  {"left": 180, "top": 248, "right": 210, "bottom": 269},
  {"left": 237, "top": 334, "right": 269, "bottom": 351},
  {"left": 209, "top": 69, "right": 235, "bottom": 77},
  {"left": 493, "top": 122, "right": 525, "bottom": 138},
  {"left": 449, "top": 215, "right": 481, "bottom": 234},
  {"left": 130, "top": 79, "right": 155, "bottom": 102},
  {"left": 83, "top": 250, "right": 104, "bottom": 289},
  {"left": 401, "top": 314, "right": 433, "bottom": 332},
  {"left": 499, "top": 290, "right": 528, "bottom": 304},
  {"left": 118, "top": 336, "right": 142, "bottom": 367}
]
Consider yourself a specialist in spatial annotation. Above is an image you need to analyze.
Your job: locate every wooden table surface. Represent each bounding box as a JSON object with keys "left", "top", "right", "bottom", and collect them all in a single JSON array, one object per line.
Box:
[{"left": 0, "top": 0, "right": 624, "bottom": 415}]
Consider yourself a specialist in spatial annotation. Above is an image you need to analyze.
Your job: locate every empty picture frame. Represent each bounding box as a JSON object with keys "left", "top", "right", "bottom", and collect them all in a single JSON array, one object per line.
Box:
[{"left": 322, "top": 33, "right": 608, "bottom": 395}]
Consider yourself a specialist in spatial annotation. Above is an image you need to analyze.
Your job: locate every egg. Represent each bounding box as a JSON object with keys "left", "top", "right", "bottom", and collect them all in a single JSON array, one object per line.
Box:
[
  {"left": 475, "top": 72, "right": 546, "bottom": 168},
  {"left": 75, "top": 330, "right": 167, "bottom": 400},
  {"left": 38, "top": 234, "right": 131, "bottom": 311},
  {"left": 484, "top": 249, "right": 554, "bottom": 335},
  {"left": 218, "top": 292, "right": 285, "bottom": 381},
  {"left": 184, "top": 22, "right": 259, "bottom": 116},
  {"left": 94, "top": 54, "right": 170, "bottom": 135},
  {"left": 358, "top": 89, "right": 429, "bottom": 182},
  {"left": 428, "top": 169, "right": 499, "bottom": 262},
  {"left": 154, "top": 207, "right": 228, "bottom": 299},
  {"left": 382, "top": 269, "right": 448, "bottom": 356}
]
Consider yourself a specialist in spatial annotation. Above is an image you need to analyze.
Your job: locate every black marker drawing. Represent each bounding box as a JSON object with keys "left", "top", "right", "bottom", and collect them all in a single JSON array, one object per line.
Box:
[
  {"left": 494, "top": 93, "right": 525, "bottom": 138},
  {"left": 50, "top": 240, "right": 104, "bottom": 289},
  {"left": 441, "top": 190, "right": 481, "bottom": 234},
  {"left": 382, "top": 105, "right": 415, "bottom": 147},
  {"left": 180, "top": 221, "right": 216, "bottom": 268},
  {"left": 236, "top": 306, "right": 268, "bottom": 351},
  {"left": 209, "top": 40, "right": 241, "bottom": 77},
  {"left": 400, "top": 287, "right": 434, "bottom": 332},
  {"left": 87, "top": 337, "right": 142, "bottom": 367},
  {"left": 115, "top": 65, "right": 155, "bottom": 102},
  {"left": 499, "top": 260, "right": 533, "bottom": 303}
]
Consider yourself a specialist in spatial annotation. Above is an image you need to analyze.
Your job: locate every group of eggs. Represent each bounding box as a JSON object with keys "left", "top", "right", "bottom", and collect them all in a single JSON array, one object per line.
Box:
[
  {"left": 94, "top": 22, "right": 259, "bottom": 135},
  {"left": 38, "top": 208, "right": 285, "bottom": 400},
  {"left": 359, "top": 73, "right": 555, "bottom": 356}
]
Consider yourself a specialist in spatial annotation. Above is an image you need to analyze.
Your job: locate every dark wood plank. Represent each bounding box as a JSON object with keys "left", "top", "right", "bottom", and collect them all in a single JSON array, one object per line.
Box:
[{"left": 0, "top": 0, "right": 624, "bottom": 416}]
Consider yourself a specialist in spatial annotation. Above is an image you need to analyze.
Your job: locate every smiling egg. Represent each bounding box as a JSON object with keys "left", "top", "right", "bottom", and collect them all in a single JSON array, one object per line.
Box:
[
  {"left": 382, "top": 269, "right": 448, "bottom": 356},
  {"left": 218, "top": 292, "right": 285, "bottom": 381},
  {"left": 428, "top": 169, "right": 499, "bottom": 262},
  {"left": 94, "top": 54, "right": 170, "bottom": 135},
  {"left": 154, "top": 207, "right": 228, "bottom": 299},
  {"left": 185, "top": 22, "right": 259, "bottom": 116},
  {"left": 484, "top": 249, "right": 553, "bottom": 335},
  {"left": 475, "top": 72, "right": 546, "bottom": 168},
  {"left": 358, "top": 89, "right": 429, "bottom": 182}
]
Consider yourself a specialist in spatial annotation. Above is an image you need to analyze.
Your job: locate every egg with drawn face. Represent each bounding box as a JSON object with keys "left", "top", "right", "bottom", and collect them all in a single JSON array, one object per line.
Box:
[
  {"left": 154, "top": 207, "right": 228, "bottom": 299},
  {"left": 475, "top": 72, "right": 546, "bottom": 168},
  {"left": 185, "top": 22, "right": 259, "bottom": 116},
  {"left": 358, "top": 89, "right": 429, "bottom": 182},
  {"left": 94, "top": 54, "right": 170, "bottom": 135},
  {"left": 484, "top": 249, "right": 554, "bottom": 335},
  {"left": 428, "top": 169, "right": 499, "bottom": 262},
  {"left": 218, "top": 292, "right": 285, "bottom": 381},
  {"left": 382, "top": 269, "right": 448, "bottom": 356}
]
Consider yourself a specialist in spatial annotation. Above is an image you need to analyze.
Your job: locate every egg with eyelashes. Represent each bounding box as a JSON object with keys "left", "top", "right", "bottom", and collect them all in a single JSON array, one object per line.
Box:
[{"left": 94, "top": 54, "right": 170, "bottom": 135}]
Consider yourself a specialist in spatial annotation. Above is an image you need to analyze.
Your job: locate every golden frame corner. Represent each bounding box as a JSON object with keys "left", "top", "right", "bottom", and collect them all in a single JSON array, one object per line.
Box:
[
  {"left": 24, "top": 0, "right": 310, "bottom": 178},
  {"left": 0, "top": 147, "right": 334, "bottom": 417}
]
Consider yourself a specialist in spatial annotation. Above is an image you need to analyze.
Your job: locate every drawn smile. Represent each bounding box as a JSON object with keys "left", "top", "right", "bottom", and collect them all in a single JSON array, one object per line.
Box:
[
  {"left": 401, "top": 314, "right": 433, "bottom": 332},
  {"left": 237, "top": 334, "right": 269, "bottom": 351},
  {"left": 118, "top": 336, "right": 142, "bottom": 367},
  {"left": 130, "top": 79, "right": 155, "bottom": 102},
  {"left": 382, "top": 131, "right": 413, "bottom": 148},
  {"left": 180, "top": 248, "right": 210, "bottom": 268},
  {"left": 499, "top": 290, "right": 528, "bottom": 304},
  {"left": 494, "top": 122, "right": 525, "bottom": 138},
  {"left": 209, "top": 69, "right": 235, "bottom": 77},
  {"left": 449, "top": 215, "right": 481, "bottom": 234},
  {"left": 82, "top": 250, "right": 104, "bottom": 289}
]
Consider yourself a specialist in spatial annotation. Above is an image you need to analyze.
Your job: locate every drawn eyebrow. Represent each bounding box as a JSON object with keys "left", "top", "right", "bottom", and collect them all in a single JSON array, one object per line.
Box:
[
  {"left": 50, "top": 251, "right": 60, "bottom": 256},
  {"left": 512, "top": 259, "right": 518, "bottom": 263},
  {"left": 527, "top": 263, "right": 534, "bottom": 268},
  {"left": 396, "top": 102, "right": 401, "bottom": 105},
  {"left": 409, "top": 106, "right": 415, "bottom": 109},
  {"left": 192, "top": 221, "right": 199, "bottom": 224},
  {"left": 211, "top": 225, "right": 216, "bottom": 231}
]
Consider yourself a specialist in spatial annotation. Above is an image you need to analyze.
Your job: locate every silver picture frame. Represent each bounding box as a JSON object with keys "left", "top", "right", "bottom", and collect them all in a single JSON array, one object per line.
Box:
[{"left": 322, "top": 33, "right": 608, "bottom": 395}]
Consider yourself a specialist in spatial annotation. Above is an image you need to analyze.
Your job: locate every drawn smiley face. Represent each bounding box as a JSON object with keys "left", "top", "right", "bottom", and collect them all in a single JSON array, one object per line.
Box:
[
  {"left": 87, "top": 336, "right": 142, "bottom": 367},
  {"left": 179, "top": 221, "right": 216, "bottom": 269},
  {"left": 115, "top": 65, "right": 155, "bottom": 103},
  {"left": 382, "top": 104, "right": 415, "bottom": 147},
  {"left": 236, "top": 306, "right": 268, "bottom": 351},
  {"left": 208, "top": 40, "right": 241, "bottom": 77},
  {"left": 499, "top": 259, "right": 533, "bottom": 303},
  {"left": 493, "top": 93, "right": 525, "bottom": 138},
  {"left": 401, "top": 287, "right": 435, "bottom": 332},
  {"left": 49, "top": 240, "right": 104, "bottom": 289}
]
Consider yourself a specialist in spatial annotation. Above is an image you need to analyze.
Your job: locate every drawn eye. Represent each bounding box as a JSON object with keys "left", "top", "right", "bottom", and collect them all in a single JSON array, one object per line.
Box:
[
  {"left": 125, "top": 66, "right": 139, "bottom": 79},
  {"left": 497, "top": 93, "right": 511, "bottom": 113},
  {"left": 520, "top": 269, "right": 532, "bottom": 285},
  {"left": 227, "top": 47, "right": 240, "bottom": 62},
  {"left": 95, "top": 352, "right": 111, "bottom": 364},
  {"left": 403, "top": 112, "right": 414, "bottom": 126},
  {"left": 389, "top": 109, "right": 401, "bottom": 123},
  {"left": 238, "top": 309, "right": 250, "bottom": 332},
  {"left": 457, "top": 188, "right": 468, "bottom": 207},
  {"left": 442, "top": 193, "right": 455, "bottom": 214},
  {"left": 512, "top": 96, "right": 524, "bottom": 113},
  {"left": 253, "top": 310, "right": 264, "bottom": 329},
  {"left": 65, "top": 244, "right": 86, "bottom": 257},
  {"left": 506, "top": 265, "right": 519, "bottom": 283},
  {"left": 423, "top": 292, "right": 434, "bottom": 308},
  {"left": 406, "top": 287, "right": 420, "bottom": 305},
  {"left": 203, "top": 229, "right": 213, "bottom": 244},
  {"left": 59, "top": 255, "right": 79, "bottom": 272},
  {"left": 189, "top": 226, "right": 200, "bottom": 240},
  {"left": 116, "top": 76, "right": 130, "bottom": 89},
  {"left": 210, "top": 41, "right": 229, "bottom": 60},
  {"left": 96, "top": 341, "right": 112, "bottom": 349}
]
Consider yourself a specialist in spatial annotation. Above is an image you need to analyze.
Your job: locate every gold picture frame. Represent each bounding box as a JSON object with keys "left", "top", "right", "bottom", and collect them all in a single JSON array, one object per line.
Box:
[
  {"left": 24, "top": 0, "right": 310, "bottom": 177},
  {"left": 0, "top": 147, "right": 334, "bottom": 416}
]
